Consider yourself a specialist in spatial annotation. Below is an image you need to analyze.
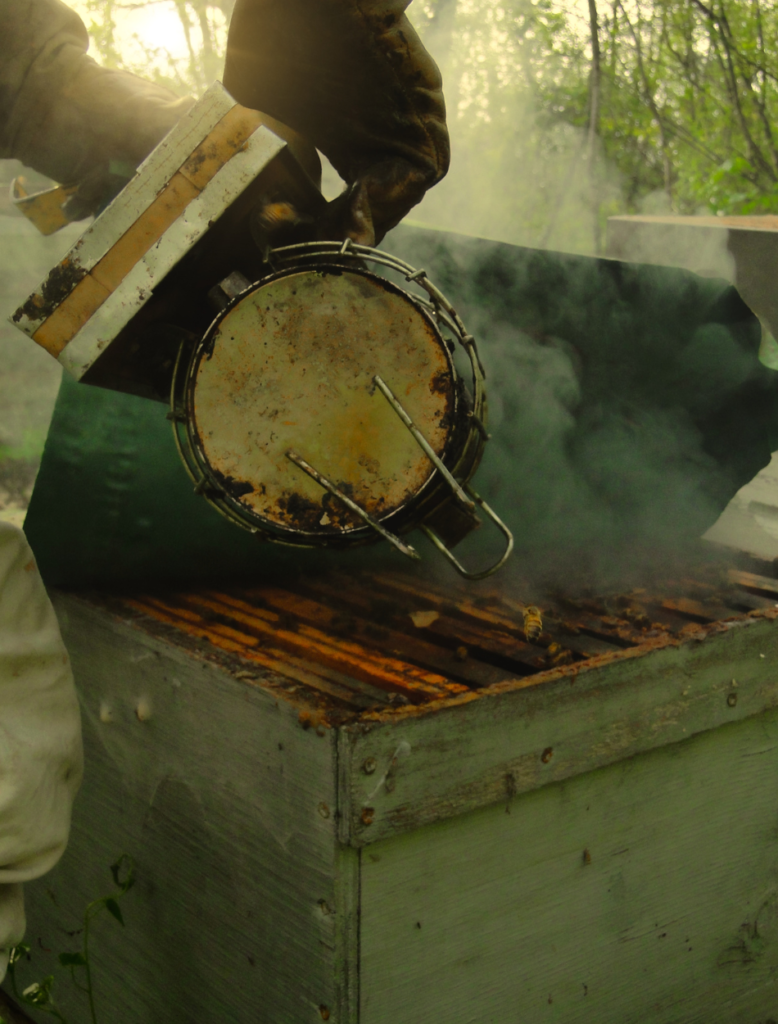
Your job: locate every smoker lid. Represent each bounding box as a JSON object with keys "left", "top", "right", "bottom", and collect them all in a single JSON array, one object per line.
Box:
[{"left": 182, "top": 267, "right": 456, "bottom": 537}]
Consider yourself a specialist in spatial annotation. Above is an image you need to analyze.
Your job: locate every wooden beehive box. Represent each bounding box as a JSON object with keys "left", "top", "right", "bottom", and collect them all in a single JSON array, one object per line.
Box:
[{"left": 16, "top": 559, "right": 778, "bottom": 1024}]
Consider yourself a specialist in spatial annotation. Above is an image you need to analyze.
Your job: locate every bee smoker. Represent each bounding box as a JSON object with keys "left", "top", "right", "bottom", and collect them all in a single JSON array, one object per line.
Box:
[{"left": 11, "top": 84, "right": 513, "bottom": 580}]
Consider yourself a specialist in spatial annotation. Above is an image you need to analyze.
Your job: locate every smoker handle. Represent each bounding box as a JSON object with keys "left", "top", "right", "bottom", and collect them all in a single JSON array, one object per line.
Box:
[
  {"left": 421, "top": 486, "right": 514, "bottom": 581},
  {"left": 373, "top": 374, "right": 513, "bottom": 580}
]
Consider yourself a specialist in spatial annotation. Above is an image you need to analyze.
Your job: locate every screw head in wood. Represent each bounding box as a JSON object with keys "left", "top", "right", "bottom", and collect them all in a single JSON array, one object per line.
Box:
[
  {"left": 362, "top": 757, "right": 377, "bottom": 775},
  {"left": 727, "top": 692, "right": 738, "bottom": 707}
]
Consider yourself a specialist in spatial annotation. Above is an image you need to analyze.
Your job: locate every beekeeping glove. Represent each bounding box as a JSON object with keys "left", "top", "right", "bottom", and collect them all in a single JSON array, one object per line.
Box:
[
  {"left": 0, "top": 0, "right": 194, "bottom": 219},
  {"left": 223, "top": 0, "right": 450, "bottom": 246}
]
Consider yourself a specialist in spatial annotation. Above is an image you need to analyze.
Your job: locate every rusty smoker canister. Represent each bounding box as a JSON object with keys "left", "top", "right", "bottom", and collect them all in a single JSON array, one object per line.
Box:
[{"left": 171, "top": 242, "right": 513, "bottom": 580}]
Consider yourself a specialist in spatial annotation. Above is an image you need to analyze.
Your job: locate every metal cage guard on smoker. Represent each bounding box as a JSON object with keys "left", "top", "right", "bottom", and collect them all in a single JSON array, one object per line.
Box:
[{"left": 171, "top": 240, "right": 514, "bottom": 580}]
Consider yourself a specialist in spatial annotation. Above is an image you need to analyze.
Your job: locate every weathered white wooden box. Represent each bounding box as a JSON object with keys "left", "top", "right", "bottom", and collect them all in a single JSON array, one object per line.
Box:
[{"left": 17, "top": 565, "right": 778, "bottom": 1024}]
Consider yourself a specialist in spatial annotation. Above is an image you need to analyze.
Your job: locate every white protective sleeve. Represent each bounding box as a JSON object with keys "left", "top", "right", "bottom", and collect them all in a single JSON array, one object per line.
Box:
[{"left": 0, "top": 523, "right": 83, "bottom": 980}]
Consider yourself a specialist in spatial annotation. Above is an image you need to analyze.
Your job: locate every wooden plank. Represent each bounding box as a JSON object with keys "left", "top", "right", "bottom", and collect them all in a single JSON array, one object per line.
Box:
[
  {"left": 298, "top": 570, "right": 625, "bottom": 660},
  {"left": 224, "top": 644, "right": 385, "bottom": 710},
  {"left": 365, "top": 572, "right": 652, "bottom": 649},
  {"left": 333, "top": 845, "right": 360, "bottom": 1024},
  {"left": 21, "top": 592, "right": 357, "bottom": 1024},
  {"left": 372, "top": 570, "right": 645, "bottom": 646},
  {"left": 10, "top": 83, "right": 235, "bottom": 337},
  {"left": 729, "top": 567, "right": 778, "bottom": 598},
  {"left": 170, "top": 591, "right": 467, "bottom": 702},
  {"left": 359, "top": 707, "right": 778, "bottom": 1023},
  {"left": 58, "top": 126, "right": 286, "bottom": 379},
  {"left": 544, "top": 594, "right": 671, "bottom": 645},
  {"left": 75, "top": 84, "right": 236, "bottom": 272},
  {"left": 111, "top": 593, "right": 396, "bottom": 713},
  {"left": 541, "top": 618, "right": 626, "bottom": 656},
  {"left": 127, "top": 592, "right": 440, "bottom": 706},
  {"left": 234, "top": 585, "right": 512, "bottom": 689},
  {"left": 300, "top": 575, "right": 550, "bottom": 672},
  {"left": 338, "top": 610, "right": 778, "bottom": 846},
  {"left": 121, "top": 594, "right": 391, "bottom": 711},
  {"left": 659, "top": 596, "right": 733, "bottom": 622}
]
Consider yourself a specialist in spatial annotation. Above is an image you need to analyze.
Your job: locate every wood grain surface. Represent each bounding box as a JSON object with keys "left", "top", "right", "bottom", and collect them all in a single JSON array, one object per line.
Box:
[
  {"left": 22, "top": 587, "right": 778, "bottom": 1024},
  {"left": 360, "top": 707, "right": 778, "bottom": 1024},
  {"left": 340, "top": 612, "right": 778, "bottom": 846},
  {"left": 19, "top": 593, "right": 354, "bottom": 1024}
]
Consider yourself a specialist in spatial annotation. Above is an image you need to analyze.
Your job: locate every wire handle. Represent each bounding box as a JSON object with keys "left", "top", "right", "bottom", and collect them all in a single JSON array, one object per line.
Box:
[
  {"left": 373, "top": 375, "right": 514, "bottom": 579},
  {"left": 421, "top": 486, "right": 514, "bottom": 581},
  {"left": 285, "top": 449, "right": 421, "bottom": 561}
]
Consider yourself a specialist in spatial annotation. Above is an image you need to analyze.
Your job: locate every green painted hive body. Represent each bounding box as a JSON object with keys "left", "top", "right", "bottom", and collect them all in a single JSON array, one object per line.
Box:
[{"left": 17, "top": 566, "right": 778, "bottom": 1024}]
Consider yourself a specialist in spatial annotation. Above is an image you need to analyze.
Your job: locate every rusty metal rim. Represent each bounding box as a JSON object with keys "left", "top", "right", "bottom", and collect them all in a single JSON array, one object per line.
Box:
[
  {"left": 170, "top": 244, "right": 490, "bottom": 551},
  {"left": 175, "top": 266, "right": 461, "bottom": 544},
  {"left": 269, "top": 240, "right": 487, "bottom": 409}
]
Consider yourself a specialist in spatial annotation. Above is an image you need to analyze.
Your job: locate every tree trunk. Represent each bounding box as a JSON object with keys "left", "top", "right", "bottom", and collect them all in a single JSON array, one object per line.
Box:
[{"left": 587, "top": 0, "right": 602, "bottom": 253}]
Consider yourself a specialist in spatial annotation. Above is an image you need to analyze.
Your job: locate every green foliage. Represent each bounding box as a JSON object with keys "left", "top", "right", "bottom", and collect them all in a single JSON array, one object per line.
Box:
[
  {"left": 6, "top": 856, "right": 135, "bottom": 1024},
  {"left": 76, "top": 0, "right": 778, "bottom": 243},
  {"left": 590, "top": 0, "right": 778, "bottom": 215},
  {"left": 414, "top": 0, "right": 778, "bottom": 248},
  {"left": 81, "top": 0, "right": 235, "bottom": 97}
]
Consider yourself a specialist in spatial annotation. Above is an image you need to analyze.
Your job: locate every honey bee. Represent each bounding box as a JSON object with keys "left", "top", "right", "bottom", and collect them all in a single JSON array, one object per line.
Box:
[
  {"left": 251, "top": 199, "right": 313, "bottom": 257},
  {"left": 255, "top": 200, "right": 302, "bottom": 233},
  {"left": 523, "top": 605, "right": 543, "bottom": 642}
]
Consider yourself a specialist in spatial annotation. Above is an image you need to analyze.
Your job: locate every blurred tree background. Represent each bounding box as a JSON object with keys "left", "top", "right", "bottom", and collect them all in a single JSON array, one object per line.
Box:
[
  {"left": 412, "top": 0, "right": 778, "bottom": 249},
  {"left": 67, "top": 0, "right": 778, "bottom": 251},
  {"left": 77, "top": 0, "right": 234, "bottom": 96}
]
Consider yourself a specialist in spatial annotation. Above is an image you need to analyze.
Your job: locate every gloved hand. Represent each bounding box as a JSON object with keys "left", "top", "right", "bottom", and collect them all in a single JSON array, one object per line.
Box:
[
  {"left": 0, "top": 0, "right": 194, "bottom": 218},
  {"left": 223, "top": 0, "right": 450, "bottom": 246}
]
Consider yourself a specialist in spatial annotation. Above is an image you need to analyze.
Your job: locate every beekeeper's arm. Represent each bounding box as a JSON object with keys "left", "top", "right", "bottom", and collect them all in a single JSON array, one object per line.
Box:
[
  {"left": 223, "top": 0, "right": 450, "bottom": 245},
  {"left": 0, "top": 524, "right": 83, "bottom": 980},
  {"left": 0, "top": 0, "right": 194, "bottom": 218}
]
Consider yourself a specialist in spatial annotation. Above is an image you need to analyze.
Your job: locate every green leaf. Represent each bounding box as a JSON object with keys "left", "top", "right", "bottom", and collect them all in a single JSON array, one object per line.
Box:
[
  {"left": 104, "top": 898, "right": 124, "bottom": 926},
  {"left": 58, "top": 952, "right": 87, "bottom": 967}
]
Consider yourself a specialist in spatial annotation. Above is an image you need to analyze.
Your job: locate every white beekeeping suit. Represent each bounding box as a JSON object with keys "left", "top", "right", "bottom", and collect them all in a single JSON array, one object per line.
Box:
[{"left": 0, "top": 523, "right": 83, "bottom": 981}]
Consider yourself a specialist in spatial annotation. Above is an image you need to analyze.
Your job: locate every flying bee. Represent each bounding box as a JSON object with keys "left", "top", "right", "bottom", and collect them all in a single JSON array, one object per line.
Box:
[
  {"left": 251, "top": 198, "right": 313, "bottom": 259},
  {"left": 255, "top": 200, "right": 303, "bottom": 233},
  {"left": 523, "top": 605, "right": 543, "bottom": 642}
]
